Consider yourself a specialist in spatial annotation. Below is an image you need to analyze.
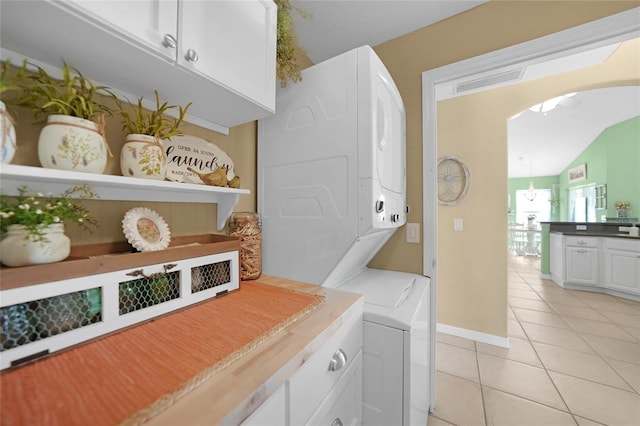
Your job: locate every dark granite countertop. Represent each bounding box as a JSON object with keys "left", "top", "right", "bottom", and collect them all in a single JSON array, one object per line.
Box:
[
  {"left": 542, "top": 222, "right": 640, "bottom": 239},
  {"left": 555, "top": 231, "right": 640, "bottom": 240}
]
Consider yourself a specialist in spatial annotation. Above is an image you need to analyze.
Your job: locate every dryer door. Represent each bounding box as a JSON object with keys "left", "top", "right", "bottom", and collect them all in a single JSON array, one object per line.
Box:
[{"left": 374, "top": 72, "right": 406, "bottom": 197}]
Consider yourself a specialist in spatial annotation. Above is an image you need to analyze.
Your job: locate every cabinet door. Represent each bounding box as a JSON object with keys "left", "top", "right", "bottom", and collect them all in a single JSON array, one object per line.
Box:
[
  {"left": 241, "top": 383, "right": 286, "bottom": 426},
  {"left": 179, "top": 0, "right": 276, "bottom": 109},
  {"left": 565, "top": 247, "right": 599, "bottom": 286},
  {"left": 605, "top": 249, "right": 640, "bottom": 294},
  {"left": 549, "top": 233, "right": 564, "bottom": 286},
  {"left": 67, "top": 0, "right": 178, "bottom": 59}
]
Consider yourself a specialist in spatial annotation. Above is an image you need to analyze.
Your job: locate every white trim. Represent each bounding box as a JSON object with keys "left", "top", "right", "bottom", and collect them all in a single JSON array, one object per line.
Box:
[
  {"left": 540, "top": 273, "right": 552, "bottom": 280},
  {"left": 437, "top": 323, "right": 510, "bottom": 348}
]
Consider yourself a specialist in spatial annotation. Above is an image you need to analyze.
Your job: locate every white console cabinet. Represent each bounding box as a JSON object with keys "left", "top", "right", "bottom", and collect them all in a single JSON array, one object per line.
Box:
[{"left": 0, "top": 0, "right": 276, "bottom": 132}]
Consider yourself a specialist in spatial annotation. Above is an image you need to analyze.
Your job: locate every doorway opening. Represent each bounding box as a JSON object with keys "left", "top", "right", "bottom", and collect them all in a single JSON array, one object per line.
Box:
[{"left": 421, "top": 9, "right": 639, "bottom": 345}]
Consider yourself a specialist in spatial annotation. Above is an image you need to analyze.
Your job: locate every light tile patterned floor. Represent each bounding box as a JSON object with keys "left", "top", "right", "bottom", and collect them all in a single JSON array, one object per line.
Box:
[{"left": 428, "top": 255, "right": 640, "bottom": 426}]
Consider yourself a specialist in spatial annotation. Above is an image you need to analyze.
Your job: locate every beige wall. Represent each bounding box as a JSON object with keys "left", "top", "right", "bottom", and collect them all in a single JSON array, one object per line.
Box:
[{"left": 369, "top": 1, "right": 638, "bottom": 337}]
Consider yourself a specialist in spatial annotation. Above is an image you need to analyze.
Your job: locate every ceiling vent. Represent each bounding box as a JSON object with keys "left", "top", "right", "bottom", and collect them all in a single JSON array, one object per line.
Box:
[{"left": 455, "top": 68, "right": 525, "bottom": 94}]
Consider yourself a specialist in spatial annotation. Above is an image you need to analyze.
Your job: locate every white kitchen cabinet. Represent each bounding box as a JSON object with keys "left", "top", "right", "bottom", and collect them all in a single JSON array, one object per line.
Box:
[
  {"left": 240, "top": 301, "right": 363, "bottom": 426},
  {"left": 0, "top": 0, "right": 276, "bottom": 132},
  {"left": 241, "top": 383, "right": 286, "bottom": 426},
  {"left": 179, "top": 1, "right": 276, "bottom": 110},
  {"left": 604, "top": 238, "right": 640, "bottom": 295},
  {"left": 549, "top": 232, "right": 564, "bottom": 286},
  {"left": 306, "top": 350, "right": 363, "bottom": 426},
  {"left": 66, "top": 0, "right": 178, "bottom": 60},
  {"left": 565, "top": 236, "right": 599, "bottom": 287},
  {"left": 288, "top": 309, "right": 363, "bottom": 426}
]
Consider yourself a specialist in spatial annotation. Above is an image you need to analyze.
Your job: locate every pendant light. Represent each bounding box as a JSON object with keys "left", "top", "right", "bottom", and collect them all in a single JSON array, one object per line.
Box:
[{"left": 525, "top": 159, "right": 536, "bottom": 201}]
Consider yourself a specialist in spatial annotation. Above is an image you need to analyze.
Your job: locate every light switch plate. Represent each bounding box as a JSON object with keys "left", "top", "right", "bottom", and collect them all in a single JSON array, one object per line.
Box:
[
  {"left": 454, "top": 218, "right": 463, "bottom": 231},
  {"left": 406, "top": 223, "right": 420, "bottom": 243}
]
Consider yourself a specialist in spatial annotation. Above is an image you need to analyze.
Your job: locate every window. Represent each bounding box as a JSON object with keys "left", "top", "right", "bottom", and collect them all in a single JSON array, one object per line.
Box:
[{"left": 568, "top": 184, "right": 596, "bottom": 222}]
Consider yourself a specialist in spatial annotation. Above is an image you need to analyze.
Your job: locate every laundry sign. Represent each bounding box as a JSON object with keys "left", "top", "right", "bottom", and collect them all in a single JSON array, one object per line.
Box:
[{"left": 163, "top": 135, "right": 235, "bottom": 184}]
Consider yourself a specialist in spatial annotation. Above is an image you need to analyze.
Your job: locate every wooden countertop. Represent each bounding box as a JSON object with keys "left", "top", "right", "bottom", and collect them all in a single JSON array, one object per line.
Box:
[
  {"left": 0, "top": 275, "right": 363, "bottom": 425},
  {"left": 145, "top": 275, "right": 363, "bottom": 425}
]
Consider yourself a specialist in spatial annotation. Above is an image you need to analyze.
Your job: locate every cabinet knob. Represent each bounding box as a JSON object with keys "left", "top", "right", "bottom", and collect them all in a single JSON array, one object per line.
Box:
[
  {"left": 162, "top": 34, "right": 177, "bottom": 49},
  {"left": 328, "top": 348, "right": 347, "bottom": 372},
  {"left": 331, "top": 418, "right": 344, "bottom": 426},
  {"left": 185, "top": 49, "right": 199, "bottom": 62}
]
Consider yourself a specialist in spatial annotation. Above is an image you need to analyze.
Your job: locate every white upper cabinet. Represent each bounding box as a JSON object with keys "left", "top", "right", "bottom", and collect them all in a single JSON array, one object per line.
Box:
[
  {"left": 66, "top": 0, "right": 178, "bottom": 60},
  {"left": 179, "top": 1, "right": 276, "bottom": 109},
  {"left": 0, "top": 0, "right": 276, "bottom": 133}
]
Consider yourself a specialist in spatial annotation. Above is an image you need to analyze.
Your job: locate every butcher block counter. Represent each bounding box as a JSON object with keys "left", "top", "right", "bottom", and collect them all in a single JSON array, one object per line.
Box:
[{"left": 0, "top": 275, "right": 364, "bottom": 425}]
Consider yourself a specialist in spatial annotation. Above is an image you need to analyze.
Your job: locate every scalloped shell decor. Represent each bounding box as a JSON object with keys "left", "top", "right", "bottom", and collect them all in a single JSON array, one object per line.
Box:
[{"left": 122, "top": 207, "right": 171, "bottom": 252}]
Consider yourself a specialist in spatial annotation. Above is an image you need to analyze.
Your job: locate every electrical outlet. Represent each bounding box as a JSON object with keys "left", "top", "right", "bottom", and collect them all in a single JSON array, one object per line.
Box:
[
  {"left": 576, "top": 225, "right": 587, "bottom": 231},
  {"left": 406, "top": 223, "right": 420, "bottom": 243},
  {"left": 454, "top": 218, "right": 463, "bottom": 231}
]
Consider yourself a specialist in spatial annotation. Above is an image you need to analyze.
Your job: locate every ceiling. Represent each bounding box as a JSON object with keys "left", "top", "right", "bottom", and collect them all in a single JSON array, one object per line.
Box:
[
  {"left": 288, "top": 2, "right": 640, "bottom": 180},
  {"left": 508, "top": 85, "right": 640, "bottom": 179},
  {"left": 290, "top": 0, "right": 486, "bottom": 64}
]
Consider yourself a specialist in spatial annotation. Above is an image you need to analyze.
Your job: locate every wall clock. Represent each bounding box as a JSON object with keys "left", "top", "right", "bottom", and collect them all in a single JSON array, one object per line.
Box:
[{"left": 437, "top": 156, "right": 470, "bottom": 205}]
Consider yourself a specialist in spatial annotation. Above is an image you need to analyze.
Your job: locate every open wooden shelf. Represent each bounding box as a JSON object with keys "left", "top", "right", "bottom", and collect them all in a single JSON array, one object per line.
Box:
[{"left": 0, "top": 164, "right": 250, "bottom": 230}]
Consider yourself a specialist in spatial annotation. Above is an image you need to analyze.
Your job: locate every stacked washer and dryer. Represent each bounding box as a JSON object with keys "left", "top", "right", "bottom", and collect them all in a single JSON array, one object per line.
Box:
[{"left": 258, "top": 46, "right": 435, "bottom": 426}]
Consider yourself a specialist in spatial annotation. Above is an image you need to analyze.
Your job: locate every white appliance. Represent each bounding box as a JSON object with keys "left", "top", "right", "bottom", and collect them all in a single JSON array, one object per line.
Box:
[{"left": 258, "top": 46, "right": 435, "bottom": 425}]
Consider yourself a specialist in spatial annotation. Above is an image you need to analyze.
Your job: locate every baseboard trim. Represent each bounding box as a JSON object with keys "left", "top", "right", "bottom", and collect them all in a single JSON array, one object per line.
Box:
[
  {"left": 540, "top": 273, "right": 552, "bottom": 280},
  {"left": 437, "top": 323, "right": 510, "bottom": 348}
]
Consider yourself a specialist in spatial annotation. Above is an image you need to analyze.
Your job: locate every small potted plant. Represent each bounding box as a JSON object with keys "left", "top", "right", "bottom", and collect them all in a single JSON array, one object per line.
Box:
[
  {"left": 114, "top": 90, "right": 191, "bottom": 180},
  {"left": 0, "top": 59, "right": 28, "bottom": 164},
  {"left": 0, "top": 185, "right": 97, "bottom": 267},
  {"left": 614, "top": 201, "right": 631, "bottom": 218},
  {"left": 13, "top": 61, "right": 113, "bottom": 174}
]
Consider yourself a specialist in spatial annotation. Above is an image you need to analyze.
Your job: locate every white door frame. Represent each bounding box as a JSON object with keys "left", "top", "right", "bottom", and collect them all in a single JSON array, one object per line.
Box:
[{"left": 421, "top": 7, "right": 639, "bottom": 409}]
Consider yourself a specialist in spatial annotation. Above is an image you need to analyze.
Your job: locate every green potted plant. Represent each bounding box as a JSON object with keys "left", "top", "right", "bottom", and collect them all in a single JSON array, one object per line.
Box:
[
  {"left": 114, "top": 90, "right": 191, "bottom": 180},
  {"left": 0, "top": 59, "right": 28, "bottom": 164},
  {"left": 13, "top": 61, "right": 113, "bottom": 174},
  {"left": 0, "top": 184, "right": 97, "bottom": 267},
  {"left": 275, "top": 0, "right": 304, "bottom": 87}
]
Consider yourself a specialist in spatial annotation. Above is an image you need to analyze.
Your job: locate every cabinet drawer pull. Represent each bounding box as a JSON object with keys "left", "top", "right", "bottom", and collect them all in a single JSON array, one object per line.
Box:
[
  {"left": 185, "top": 48, "right": 199, "bottom": 62},
  {"left": 331, "top": 418, "right": 344, "bottom": 426},
  {"left": 328, "top": 349, "right": 347, "bottom": 372},
  {"left": 577, "top": 240, "right": 587, "bottom": 245},
  {"left": 162, "top": 34, "right": 177, "bottom": 49},
  {"left": 126, "top": 263, "right": 177, "bottom": 279}
]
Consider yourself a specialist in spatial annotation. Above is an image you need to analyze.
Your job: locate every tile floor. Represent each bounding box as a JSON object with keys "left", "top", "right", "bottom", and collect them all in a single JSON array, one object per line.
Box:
[{"left": 428, "top": 254, "right": 640, "bottom": 426}]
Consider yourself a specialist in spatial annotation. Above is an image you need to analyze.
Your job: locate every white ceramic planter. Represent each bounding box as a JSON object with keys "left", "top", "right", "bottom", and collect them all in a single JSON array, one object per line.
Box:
[
  {"left": 120, "top": 134, "right": 167, "bottom": 180},
  {"left": 38, "top": 114, "right": 107, "bottom": 174},
  {"left": 0, "top": 100, "right": 17, "bottom": 164},
  {"left": 0, "top": 224, "right": 71, "bottom": 267}
]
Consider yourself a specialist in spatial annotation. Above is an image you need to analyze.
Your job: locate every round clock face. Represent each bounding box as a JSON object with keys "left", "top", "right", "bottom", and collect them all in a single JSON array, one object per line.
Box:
[{"left": 437, "top": 156, "right": 470, "bottom": 205}]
